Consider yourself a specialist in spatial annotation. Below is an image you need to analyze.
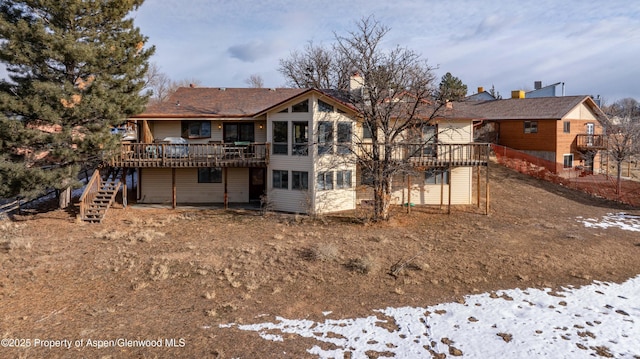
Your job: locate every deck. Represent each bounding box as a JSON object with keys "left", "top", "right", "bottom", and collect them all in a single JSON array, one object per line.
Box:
[
  {"left": 576, "top": 134, "right": 607, "bottom": 151},
  {"left": 356, "top": 143, "right": 491, "bottom": 167},
  {"left": 108, "top": 142, "right": 270, "bottom": 168}
]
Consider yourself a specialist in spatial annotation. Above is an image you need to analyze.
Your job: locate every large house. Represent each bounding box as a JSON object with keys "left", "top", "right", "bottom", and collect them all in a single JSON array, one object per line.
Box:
[
  {"left": 107, "top": 86, "right": 490, "bottom": 214},
  {"left": 466, "top": 92, "right": 608, "bottom": 175}
]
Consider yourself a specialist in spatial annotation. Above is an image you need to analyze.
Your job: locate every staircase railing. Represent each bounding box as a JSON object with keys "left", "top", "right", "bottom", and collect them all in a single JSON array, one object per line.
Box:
[{"left": 79, "top": 169, "right": 101, "bottom": 221}]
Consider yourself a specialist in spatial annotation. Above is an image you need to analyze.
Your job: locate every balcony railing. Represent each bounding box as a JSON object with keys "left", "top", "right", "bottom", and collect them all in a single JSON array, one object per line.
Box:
[
  {"left": 576, "top": 134, "right": 607, "bottom": 150},
  {"left": 355, "top": 142, "right": 490, "bottom": 167},
  {"left": 108, "top": 142, "right": 270, "bottom": 168}
]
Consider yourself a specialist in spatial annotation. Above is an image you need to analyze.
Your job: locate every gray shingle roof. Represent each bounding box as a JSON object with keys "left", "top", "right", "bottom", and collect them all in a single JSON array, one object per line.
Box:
[{"left": 456, "top": 96, "right": 603, "bottom": 120}]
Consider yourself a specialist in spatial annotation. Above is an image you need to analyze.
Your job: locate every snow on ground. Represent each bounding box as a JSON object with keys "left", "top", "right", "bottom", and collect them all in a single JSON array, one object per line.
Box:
[
  {"left": 222, "top": 276, "right": 640, "bottom": 358},
  {"left": 577, "top": 213, "right": 640, "bottom": 232},
  {"left": 221, "top": 215, "right": 640, "bottom": 358}
]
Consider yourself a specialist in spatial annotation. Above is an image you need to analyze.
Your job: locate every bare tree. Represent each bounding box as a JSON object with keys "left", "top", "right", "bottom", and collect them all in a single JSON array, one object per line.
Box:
[
  {"left": 143, "top": 63, "right": 202, "bottom": 104},
  {"left": 245, "top": 74, "right": 264, "bottom": 88},
  {"left": 603, "top": 98, "right": 640, "bottom": 194},
  {"left": 278, "top": 41, "right": 351, "bottom": 90},
  {"left": 279, "top": 17, "right": 454, "bottom": 221},
  {"left": 144, "top": 63, "right": 172, "bottom": 104}
]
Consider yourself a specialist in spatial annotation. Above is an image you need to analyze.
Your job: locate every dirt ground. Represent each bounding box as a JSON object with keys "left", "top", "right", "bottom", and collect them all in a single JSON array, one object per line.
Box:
[{"left": 1, "top": 162, "right": 639, "bottom": 358}]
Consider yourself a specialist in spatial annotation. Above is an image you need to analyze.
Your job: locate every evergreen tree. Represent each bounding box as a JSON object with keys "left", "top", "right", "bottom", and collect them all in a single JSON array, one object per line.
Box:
[
  {"left": 0, "top": 0, "right": 154, "bottom": 199},
  {"left": 438, "top": 72, "right": 467, "bottom": 101}
]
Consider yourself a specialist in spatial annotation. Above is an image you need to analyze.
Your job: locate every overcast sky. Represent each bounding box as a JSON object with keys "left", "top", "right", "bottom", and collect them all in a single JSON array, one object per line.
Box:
[{"left": 135, "top": 1, "right": 636, "bottom": 103}]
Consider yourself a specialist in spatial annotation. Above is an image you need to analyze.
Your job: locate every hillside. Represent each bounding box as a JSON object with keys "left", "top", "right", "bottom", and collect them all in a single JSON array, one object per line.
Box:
[{"left": 1, "top": 163, "right": 639, "bottom": 358}]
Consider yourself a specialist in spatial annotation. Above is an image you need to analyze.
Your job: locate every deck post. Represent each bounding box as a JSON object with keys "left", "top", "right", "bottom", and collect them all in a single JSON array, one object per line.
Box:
[
  {"left": 447, "top": 166, "right": 452, "bottom": 215},
  {"left": 172, "top": 168, "right": 176, "bottom": 209},
  {"left": 476, "top": 166, "right": 481, "bottom": 208},
  {"left": 406, "top": 175, "right": 411, "bottom": 214},
  {"left": 485, "top": 164, "right": 490, "bottom": 215},
  {"left": 121, "top": 167, "right": 127, "bottom": 208},
  {"left": 224, "top": 167, "right": 228, "bottom": 209}
]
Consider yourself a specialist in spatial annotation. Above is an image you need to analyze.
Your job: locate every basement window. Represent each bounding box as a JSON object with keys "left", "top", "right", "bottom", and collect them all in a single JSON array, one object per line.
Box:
[
  {"left": 198, "top": 168, "right": 222, "bottom": 183},
  {"left": 424, "top": 168, "right": 449, "bottom": 185},
  {"left": 563, "top": 154, "right": 574, "bottom": 169}
]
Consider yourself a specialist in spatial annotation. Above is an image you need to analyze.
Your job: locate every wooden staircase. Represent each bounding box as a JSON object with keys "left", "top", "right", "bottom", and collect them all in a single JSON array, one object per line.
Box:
[{"left": 79, "top": 170, "right": 122, "bottom": 223}]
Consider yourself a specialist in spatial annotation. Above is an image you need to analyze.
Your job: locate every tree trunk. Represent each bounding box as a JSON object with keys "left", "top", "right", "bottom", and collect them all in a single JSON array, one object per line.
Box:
[{"left": 616, "top": 161, "right": 623, "bottom": 195}]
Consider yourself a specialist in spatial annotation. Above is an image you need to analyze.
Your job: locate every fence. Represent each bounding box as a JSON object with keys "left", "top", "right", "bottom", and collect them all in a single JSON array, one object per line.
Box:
[
  {"left": 492, "top": 144, "right": 640, "bottom": 207},
  {"left": 0, "top": 188, "right": 58, "bottom": 217}
]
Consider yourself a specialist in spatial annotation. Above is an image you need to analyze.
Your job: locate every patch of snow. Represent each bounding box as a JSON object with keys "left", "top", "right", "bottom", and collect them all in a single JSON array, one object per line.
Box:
[
  {"left": 221, "top": 276, "right": 640, "bottom": 358},
  {"left": 578, "top": 213, "right": 640, "bottom": 232}
]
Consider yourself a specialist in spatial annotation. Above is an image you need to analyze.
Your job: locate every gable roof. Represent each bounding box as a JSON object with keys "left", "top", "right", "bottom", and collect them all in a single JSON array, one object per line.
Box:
[
  {"left": 455, "top": 96, "right": 607, "bottom": 122},
  {"left": 136, "top": 87, "right": 311, "bottom": 118}
]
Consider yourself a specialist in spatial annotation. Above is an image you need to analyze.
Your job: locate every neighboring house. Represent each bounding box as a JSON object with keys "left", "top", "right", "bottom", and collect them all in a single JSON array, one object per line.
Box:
[
  {"left": 109, "top": 86, "right": 490, "bottom": 214},
  {"left": 467, "top": 93, "right": 608, "bottom": 175},
  {"left": 466, "top": 87, "right": 497, "bottom": 102},
  {"left": 525, "top": 81, "right": 564, "bottom": 98}
]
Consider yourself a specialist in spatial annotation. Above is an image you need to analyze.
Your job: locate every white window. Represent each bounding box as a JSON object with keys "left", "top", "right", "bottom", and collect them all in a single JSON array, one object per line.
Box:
[
  {"left": 317, "top": 171, "right": 333, "bottom": 191},
  {"left": 336, "top": 170, "right": 352, "bottom": 189},
  {"left": 563, "top": 154, "right": 574, "bottom": 169}
]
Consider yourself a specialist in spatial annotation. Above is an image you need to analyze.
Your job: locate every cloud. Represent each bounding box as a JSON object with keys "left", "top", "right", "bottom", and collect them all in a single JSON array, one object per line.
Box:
[{"left": 228, "top": 41, "right": 277, "bottom": 63}]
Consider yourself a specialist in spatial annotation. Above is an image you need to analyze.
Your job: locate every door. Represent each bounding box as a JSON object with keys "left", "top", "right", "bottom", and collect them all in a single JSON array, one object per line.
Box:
[
  {"left": 586, "top": 123, "right": 595, "bottom": 146},
  {"left": 249, "top": 168, "right": 265, "bottom": 202}
]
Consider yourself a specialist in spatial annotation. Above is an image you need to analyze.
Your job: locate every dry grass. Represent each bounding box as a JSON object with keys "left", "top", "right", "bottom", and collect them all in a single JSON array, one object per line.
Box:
[
  {"left": 345, "top": 255, "right": 377, "bottom": 274},
  {"left": 0, "top": 222, "right": 32, "bottom": 251},
  {"left": 301, "top": 243, "right": 339, "bottom": 262}
]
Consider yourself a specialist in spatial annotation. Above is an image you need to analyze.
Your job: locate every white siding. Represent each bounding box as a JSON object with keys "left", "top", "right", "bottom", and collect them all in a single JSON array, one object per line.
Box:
[
  {"left": 565, "top": 103, "right": 598, "bottom": 121},
  {"left": 139, "top": 168, "right": 249, "bottom": 204},
  {"left": 139, "top": 168, "right": 172, "bottom": 204},
  {"left": 391, "top": 167, "right": 473, "bottom": 205},
  {"left": 266, "top": 98, "right": 314, "bottom": 213}
]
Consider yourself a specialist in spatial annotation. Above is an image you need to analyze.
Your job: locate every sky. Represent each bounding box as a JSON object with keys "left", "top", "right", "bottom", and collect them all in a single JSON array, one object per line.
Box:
[
  {"left": 218, "top": 213, "right": 640, "bottom": 358},
  {"left": 130, "top": 0, "right": 640, "bottom": 104}
]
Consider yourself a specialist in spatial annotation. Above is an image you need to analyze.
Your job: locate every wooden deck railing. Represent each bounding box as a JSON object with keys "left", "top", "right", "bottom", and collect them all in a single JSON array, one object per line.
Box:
[
  {"left": 79, "top": 169, "right": 101, "bottom": 220},
  {"left": 576, "top": 134, "right": 607, "bottom": 150},
  {"left": 355, "top": 142, "right": 490, "bottom": 166},
  {"left": 109, "top": 142, "right": 270, "bottom": 168}
]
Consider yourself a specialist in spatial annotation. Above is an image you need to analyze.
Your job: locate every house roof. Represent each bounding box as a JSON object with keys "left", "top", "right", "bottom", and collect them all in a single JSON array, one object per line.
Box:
[
  {"left": 136, "top": 87, "right": 311, "bottom": 118},
  {"left": 135, "top": 87, "right": 357, "bottom": 118},
  {"left": 455, "top": 95, "right": 608, "bottom": 122}
]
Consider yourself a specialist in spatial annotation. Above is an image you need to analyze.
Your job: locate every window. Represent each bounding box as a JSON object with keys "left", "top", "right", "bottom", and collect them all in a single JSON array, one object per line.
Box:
[
  {"left": 273, "top": 170, "right": 288, "bottom": 189},
  {"left": 337, "top": 122, "right": 352, "bottom": 154},
  {"left": 198, "top": 168, "right": 222, "bottom": 183},
  {"left": 224, "top": 123, "right": 254, "bottom": 142},
  {"left": 292, "top": 100, "right": 309, "bottom": 113},
  {"left": 317, "top": 171, "right": 333, "bottom": 191},
  {"left": 318, "top": 99, "right": 334, "bottom": 112},
  {"left": 424, "top": 168, "right": 449, "bottom": 185},
  {"left": 524, "top": 121, "right": 538, "bottom": 134},
  {"left": 336, "top": 170, "right": 352, "bottom": 189},
  {"left": 563, "top": 154, "right": 574, "bottom": 169},
  {"left": 278, "top": 107, "right": 289, "bottom": 113},
  {"left": 563, "top": 121, "right": 570, "bottom": 133},
  {"left": 422, "top": 125, "right": 437, "bottom": 156},
  {"left": 292, "top": 171, "right": 308, "bottom": 190},
  {"left": 586, "top": 123, "right": 595, "bottom": 135},
  {"left": 292, "top": 122, "right": 308, "bottom": 156},
  {"left": 318, "top": 121, "right": 333, "bottom": 155},
  {"left": 273, "top": 121, "right": 288, "bottom": 155},
  {"left": 362, "top": 125, "right": 373, "bottom": 139},
  {"left": 181, "top": 121, "right": 211, "bottom": 139}
]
